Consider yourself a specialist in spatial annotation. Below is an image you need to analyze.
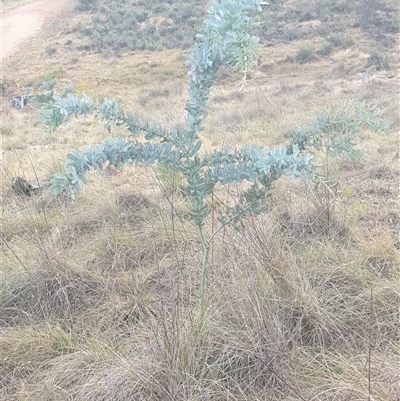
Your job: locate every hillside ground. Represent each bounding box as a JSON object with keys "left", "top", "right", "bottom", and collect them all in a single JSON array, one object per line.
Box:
[{"left": 1, "top": 0, "right": 399, "bottom": 400}]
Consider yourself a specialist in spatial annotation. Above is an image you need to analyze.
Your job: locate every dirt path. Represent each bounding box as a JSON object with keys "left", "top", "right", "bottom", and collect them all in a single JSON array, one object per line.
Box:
[{"left": 1, "top": 0, "right": 72, "bottom": 61}]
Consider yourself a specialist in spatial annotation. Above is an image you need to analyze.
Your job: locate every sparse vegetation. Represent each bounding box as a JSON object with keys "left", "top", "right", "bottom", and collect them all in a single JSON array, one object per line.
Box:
[
  {"left": 296, "top": 43, "right": 315, "bottom": 63},
  {"left": 72, "top": 0, "right": 205, "bottom": 54},
  {"left": 318, "top": 33, "right": 355, "bottom": 56},
  {"left": 77, "top": 0, "right": 98, "bottom": 12},
  {"left": 366, "top": 49, "right": 391, "bottom": 70},
  {"left": 1, "top": 0, "right": 399, "bottom": 400},
  {"left": 1, "top": 0, "right": 34, "bottom": 11},
  {"left": 1, "top": 126, "right": 14, "bottom": 136},
  {"left": 45, "top": 45, "right": 57, "bottom": 56}
]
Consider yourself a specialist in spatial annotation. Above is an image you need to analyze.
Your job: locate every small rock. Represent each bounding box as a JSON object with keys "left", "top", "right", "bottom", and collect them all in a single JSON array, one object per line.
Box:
[
  {"left": 11, "top": 177, "right": 32, "bottom": 196},
  {"left": 11, "top": 177, "right": 50, "bottom": 196}
]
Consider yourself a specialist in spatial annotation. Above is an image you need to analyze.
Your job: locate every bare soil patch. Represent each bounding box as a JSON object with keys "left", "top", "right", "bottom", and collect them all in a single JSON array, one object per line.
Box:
[{"left": 1, "top": 0, "right": 72, "bottom": 60}]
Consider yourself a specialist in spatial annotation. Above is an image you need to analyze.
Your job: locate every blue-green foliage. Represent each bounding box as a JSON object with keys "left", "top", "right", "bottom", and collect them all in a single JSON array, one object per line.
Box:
[
  {"left": 31, "top": 78, "right": 74, "bottom": 131},
  {"left": 289, "top": 101, "right": 390, "bottom": 160},
  {"left": 50, "top": 0, "right": 387, "bottom": 228}
]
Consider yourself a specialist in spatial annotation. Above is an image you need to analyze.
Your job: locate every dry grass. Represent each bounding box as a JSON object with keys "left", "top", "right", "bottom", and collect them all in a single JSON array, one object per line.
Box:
[
  {"left": 1, "top": 0, "right": 399, "bottom": 399},
  {"left": 1, "top": 0, "right": 34, "bottom": 11}
]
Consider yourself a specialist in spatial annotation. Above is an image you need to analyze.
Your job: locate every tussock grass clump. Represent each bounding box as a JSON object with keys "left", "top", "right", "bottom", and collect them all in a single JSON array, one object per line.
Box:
[
  {"left": 0, "top": 257, "right": 108, "bottom": 326},
  {"left": 295, "top": 44, "right": 316, "bottom": 64},
  {"left": 0, "top": 325, "right": 76, "bottom": 395}
]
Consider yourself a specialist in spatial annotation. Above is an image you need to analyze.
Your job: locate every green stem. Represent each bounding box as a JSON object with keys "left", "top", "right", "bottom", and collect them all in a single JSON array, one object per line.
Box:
[
  {"left": 196, "top": 203, "right": 254, "bottom": 332},
  {"left": 197, "top": 224, "right": 210, "bottom": 331}
]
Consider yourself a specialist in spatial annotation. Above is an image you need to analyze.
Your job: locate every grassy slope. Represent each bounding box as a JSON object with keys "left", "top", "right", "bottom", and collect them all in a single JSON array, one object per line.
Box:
[{"left": 1, "top": 0, "right": 399, "bottom": 400}]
